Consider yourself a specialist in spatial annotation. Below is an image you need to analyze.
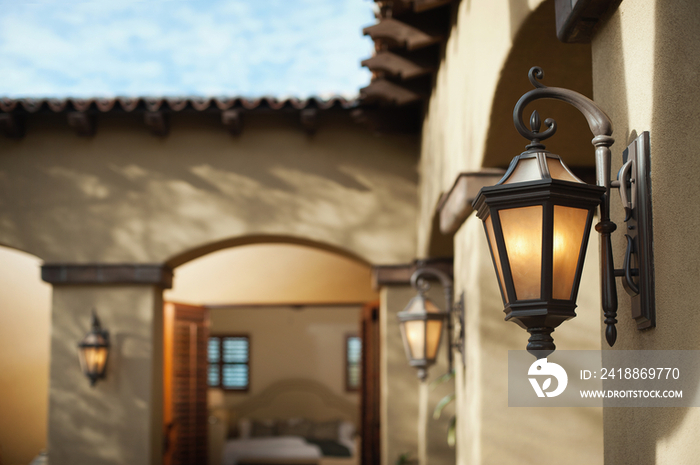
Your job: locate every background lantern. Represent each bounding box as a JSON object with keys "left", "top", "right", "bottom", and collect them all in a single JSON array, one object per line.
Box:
[
  {"left": 397, "top": 266, "right": 455, "bottom": 380},
  {"left": 78, "top": 310, "right": 110, "bottom": 386},
  {"left": 397, "top": 292, "right": 446, "bottom": 380}
]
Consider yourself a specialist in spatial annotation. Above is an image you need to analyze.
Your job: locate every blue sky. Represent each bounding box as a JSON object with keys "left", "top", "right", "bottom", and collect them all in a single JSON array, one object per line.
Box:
[{"left": 0, "top": 0, "right": 376, "bottom": 98}]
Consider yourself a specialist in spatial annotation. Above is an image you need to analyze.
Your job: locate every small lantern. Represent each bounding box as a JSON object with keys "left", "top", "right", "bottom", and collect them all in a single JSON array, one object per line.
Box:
[
  {"left": 473, "top": 147, "right": 604, "bottom": 357},
  {"left": 397, "top": 289, "right": 448, "bottom": 380},
  {"left": 78, "top": 310, "right": 110, "bottom": 386}
]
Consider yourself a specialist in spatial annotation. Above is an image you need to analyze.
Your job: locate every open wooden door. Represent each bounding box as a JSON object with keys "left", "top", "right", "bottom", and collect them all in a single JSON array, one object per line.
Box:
[
  {"left": 164, "top": 302, "right": 209, "bottom": 465},
  {"left": 360, "top": 302, "right": 381, "bottom": 465}
]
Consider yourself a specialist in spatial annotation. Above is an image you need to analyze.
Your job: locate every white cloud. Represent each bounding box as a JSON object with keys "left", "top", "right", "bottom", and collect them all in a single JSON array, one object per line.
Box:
[{"left": 0, "top": 0, "right": 375, "bottom": 98}]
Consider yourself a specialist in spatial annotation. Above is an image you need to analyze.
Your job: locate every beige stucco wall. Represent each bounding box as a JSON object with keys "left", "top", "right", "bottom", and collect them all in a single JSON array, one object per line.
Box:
[
  {"left": 592, "top": 1, "right": 700, "bottom": 463},
  {"left": 0, "top": 111, "right": 418, "bottom": 464},
  {"left": 416, "top": 0, "right": 607, "bottom": 464},
  {"left": 47, "top": 285, "right": 164, "bottom": 465},
  {"left": 0, "top": 111, "right": 418, "bottom": 266},
  {"left": 418, "top": 0, "right": 595, "bottom": 258},
  {"left": 0, "top": 247, "right": 51, "bottom": 465},
  {"left": 209, "top": 306, "right": 360, "bottom": 404},
  {"left": 380, "top": 285, "right": 455, "bottom": 465}
]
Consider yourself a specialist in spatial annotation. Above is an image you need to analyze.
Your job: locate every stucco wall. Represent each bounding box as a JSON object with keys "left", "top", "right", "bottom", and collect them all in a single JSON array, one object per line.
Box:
[
  {"left": 417, "top": 0, "right": 594, "bottom": 258},
  {"left": 592, "top": 1, "right": 700, "bottom": 463},
  {"left": 47, "top": 285, "right": 164, "bottom": 465},
  {"left": 416, "top": 0, "right": 606, "bottom": 464},
  {"left": 380, "top": 285, "right": 455, "bottom": 465},
  {"left": 0, "top": 111, "right": 418, "bottom": 266}
]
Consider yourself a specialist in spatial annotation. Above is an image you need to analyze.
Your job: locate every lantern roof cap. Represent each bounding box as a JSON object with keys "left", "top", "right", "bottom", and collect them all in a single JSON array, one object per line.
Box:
[{"left": 497, "top": 150, "right": 584, "bottom": 186}]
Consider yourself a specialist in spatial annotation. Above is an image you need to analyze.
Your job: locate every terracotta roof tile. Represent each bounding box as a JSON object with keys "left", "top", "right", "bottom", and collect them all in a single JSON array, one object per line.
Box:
[{"left": 0, "top": 96, "right": 357, "bottom": 114}]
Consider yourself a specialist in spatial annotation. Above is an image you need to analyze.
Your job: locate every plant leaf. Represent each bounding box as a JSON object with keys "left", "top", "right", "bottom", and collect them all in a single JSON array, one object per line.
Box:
[
  {"left": 433, "top": 393, "right": 456, "bottom": 419},
  {"left": 447, "top": 417, "right": 456, "bottom": 447},
  {"left": 429, "top": 370, "right": 455, "bottom": 390}
]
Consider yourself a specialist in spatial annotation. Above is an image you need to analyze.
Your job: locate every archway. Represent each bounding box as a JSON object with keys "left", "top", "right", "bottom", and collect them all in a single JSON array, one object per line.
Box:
[
  {"left": 162, "top": 237, "right": 379, "bottom": 465},
  {"left": 482, "top": 0, "right": 596, "bottom": 175}
]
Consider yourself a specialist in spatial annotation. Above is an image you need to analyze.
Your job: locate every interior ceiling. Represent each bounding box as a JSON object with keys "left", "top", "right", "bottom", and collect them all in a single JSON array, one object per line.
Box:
[{"left": 483, "top": 0, "right": 595, "bottom": 170}]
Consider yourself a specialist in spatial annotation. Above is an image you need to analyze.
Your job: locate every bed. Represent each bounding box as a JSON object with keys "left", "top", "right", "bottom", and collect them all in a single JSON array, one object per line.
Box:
[{"left": 211, "top": 379, "right": 360, "bottom": 465}]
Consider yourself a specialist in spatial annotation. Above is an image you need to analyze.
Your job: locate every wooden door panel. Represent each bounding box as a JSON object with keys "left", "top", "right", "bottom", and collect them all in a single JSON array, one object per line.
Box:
[
  {"left": 360, "top": 302, "right": 381, "bottom": 465},
  {"left": 164, "top": 302, "right": 209, "bottom": 465}
]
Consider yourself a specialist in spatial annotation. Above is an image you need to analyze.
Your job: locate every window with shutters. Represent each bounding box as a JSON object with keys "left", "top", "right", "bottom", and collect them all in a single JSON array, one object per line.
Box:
[
  {"left": 346, "top": 334, "right": 361, "bottom": 391},
  {"left": 208, "top": 334, "right": 250, "bottom": 391}
]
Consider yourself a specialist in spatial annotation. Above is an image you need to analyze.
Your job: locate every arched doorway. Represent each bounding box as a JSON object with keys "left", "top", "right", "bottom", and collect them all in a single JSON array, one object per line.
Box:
[{"left": 162, "top": 238, "right": 380, "bottom": 465}]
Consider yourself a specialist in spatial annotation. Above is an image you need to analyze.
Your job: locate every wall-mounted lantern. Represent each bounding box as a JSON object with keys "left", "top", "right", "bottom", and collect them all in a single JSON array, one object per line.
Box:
[
  {"left": 78, "top": 310, "right": 110, "bottom": 386},
  {"left": 473, "top": 67, "right": 655, "bottom": 358},
  {"left": 398, "top": 267, "right": 460, "bottom": 380}
]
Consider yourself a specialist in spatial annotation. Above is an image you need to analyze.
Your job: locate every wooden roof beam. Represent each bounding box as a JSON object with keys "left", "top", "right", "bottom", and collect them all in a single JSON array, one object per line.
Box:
[
  {"left": 359, "top": 79, "right": 423, "bottom": 106},
  {"left": 363, "top": 18, "right": 443, "bottom": 50},
  {"left": 361, "top": 51, "right": 434, "bottom": 79},
  {"left": 67, "top": 111, "right": 96, "bottom": 137},
  {"left": 0, "top": 113, "right": 25, "bottom": 139},
  {"left": 412, "top": 0, "right": 454, "bottom": 12},
  {"left": 144, "top": 111, "right": 169, "bottom": 137},
  {"left": 437, "top": 170, "right": 507, "bottom": 235}
]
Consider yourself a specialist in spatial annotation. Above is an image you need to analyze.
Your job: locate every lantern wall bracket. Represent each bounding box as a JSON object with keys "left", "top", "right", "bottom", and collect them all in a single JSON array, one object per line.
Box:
[{"left": 513, "top": 67, "right": 655, "bottom": 346}]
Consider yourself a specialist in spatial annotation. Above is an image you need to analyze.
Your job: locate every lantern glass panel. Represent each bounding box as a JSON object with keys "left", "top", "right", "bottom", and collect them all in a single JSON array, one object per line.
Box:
[
  {"left": 485, "top": 215, "right": 508, "bottom": 303},
  {"left": 404, "top": 320, "right": 426, "bottom": 360},
  {"left": 79, "top": 346, "right": 108, "bottom": 375},
  {"left": 499, "top": 205, "right": 543, "bottom": 300},
  {"left": 547, "top": 158, "right": 581, "bottom": 182},
  {"left": 425, "top": 320, "right": 443, "bottom": 359},
  {"left": 552, "top": 205, "right": 589, "bottom": 300},
  {"left": 502, "top": 157, "right": 541, "bottom": 184}
]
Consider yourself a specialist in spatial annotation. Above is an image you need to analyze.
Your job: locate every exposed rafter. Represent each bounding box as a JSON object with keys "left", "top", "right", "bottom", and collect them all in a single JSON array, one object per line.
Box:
[
  {"left": 144, "top": 111, "right": 169, "bottom": 137},
  {"left": 0, "top": 113, "right": 24, "bottom": 139},
  {"left": 360, "top": 79, "right": 423, "bottom": 106},
  {"left": 363, "top": 18, "right": 443, "bottom": 50},
  {"left": 361, "top": 51, "right": 434, "bottom": 79},
  {"left": 67, "top": 112, "right": 96, "bottom": 137}
]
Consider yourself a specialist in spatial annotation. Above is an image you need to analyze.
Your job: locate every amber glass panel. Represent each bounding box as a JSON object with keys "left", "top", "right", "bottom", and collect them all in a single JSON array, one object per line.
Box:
[
  {"left": 502, "top": 157, "right": 540, "bottom": 184},
  {"left": 499, "top": 206, "right": 543, "bottom": 300},
  {"left": 425, "top": 320, "right": 443, "bottom": 360},
  {"left": 547, "top": 157, "right": 582, "bottom": 183},
  {"left": 404, "top": 320, "right": 425, "bottom": 360},
  {"left": 552, "top": 206, "right": 589, "bottom": 300},
  {"left": 485, "top": 216, "right": 508, "bottom": 303},
  {"left": 79, "top": 346, "right": 108, "bottom": 374}
]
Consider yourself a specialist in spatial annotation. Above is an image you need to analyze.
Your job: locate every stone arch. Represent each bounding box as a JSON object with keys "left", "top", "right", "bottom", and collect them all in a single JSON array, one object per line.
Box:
[
  {"left": 165, "top": 233, "right": 372, "bottom": 269},
  {"left": 164, "top": 233, "right": 379, "bottom": 306},
  {"left": 482, "top": 0, "right": 596, "bottom": 173}
]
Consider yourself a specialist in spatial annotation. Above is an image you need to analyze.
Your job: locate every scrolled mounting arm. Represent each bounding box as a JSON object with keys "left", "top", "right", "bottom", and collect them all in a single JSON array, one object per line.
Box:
[{"left": 513, "top": 67, "right": 619, "bottom": 347}]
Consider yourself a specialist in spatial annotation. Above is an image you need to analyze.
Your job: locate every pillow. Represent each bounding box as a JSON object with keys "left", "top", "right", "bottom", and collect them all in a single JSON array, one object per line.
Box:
[
  {"left": 278, "top": 418, "right": 312, "bottom": 437},
  {"left": 251, "top": 419, "right": 277, "bottom": 437},
  {"left": 309, "top": 420, "right": 341, "bottom": 441},
  {"left": 338, "top": 421, "right": 355, "bottom": 443},
  {"left": 238, "top": 418, "right": 252, "bottom": 438}
]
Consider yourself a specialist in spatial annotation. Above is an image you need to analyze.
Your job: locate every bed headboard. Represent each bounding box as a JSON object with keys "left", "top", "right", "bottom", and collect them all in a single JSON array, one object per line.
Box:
[{"left": 228, "top": 378, "right": 358, "bottom": 426}]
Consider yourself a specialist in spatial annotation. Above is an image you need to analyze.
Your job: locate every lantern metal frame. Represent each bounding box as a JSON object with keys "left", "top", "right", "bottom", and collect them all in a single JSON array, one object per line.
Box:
[
  {"left": 473, "top": 67, "right": 655, "bottom": 357},
  {"left": 78, "top": 310, "right": 110, "bottom": 386},
  {"left": 397, "top": 267, "right": 459, "bottom": 380}
]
